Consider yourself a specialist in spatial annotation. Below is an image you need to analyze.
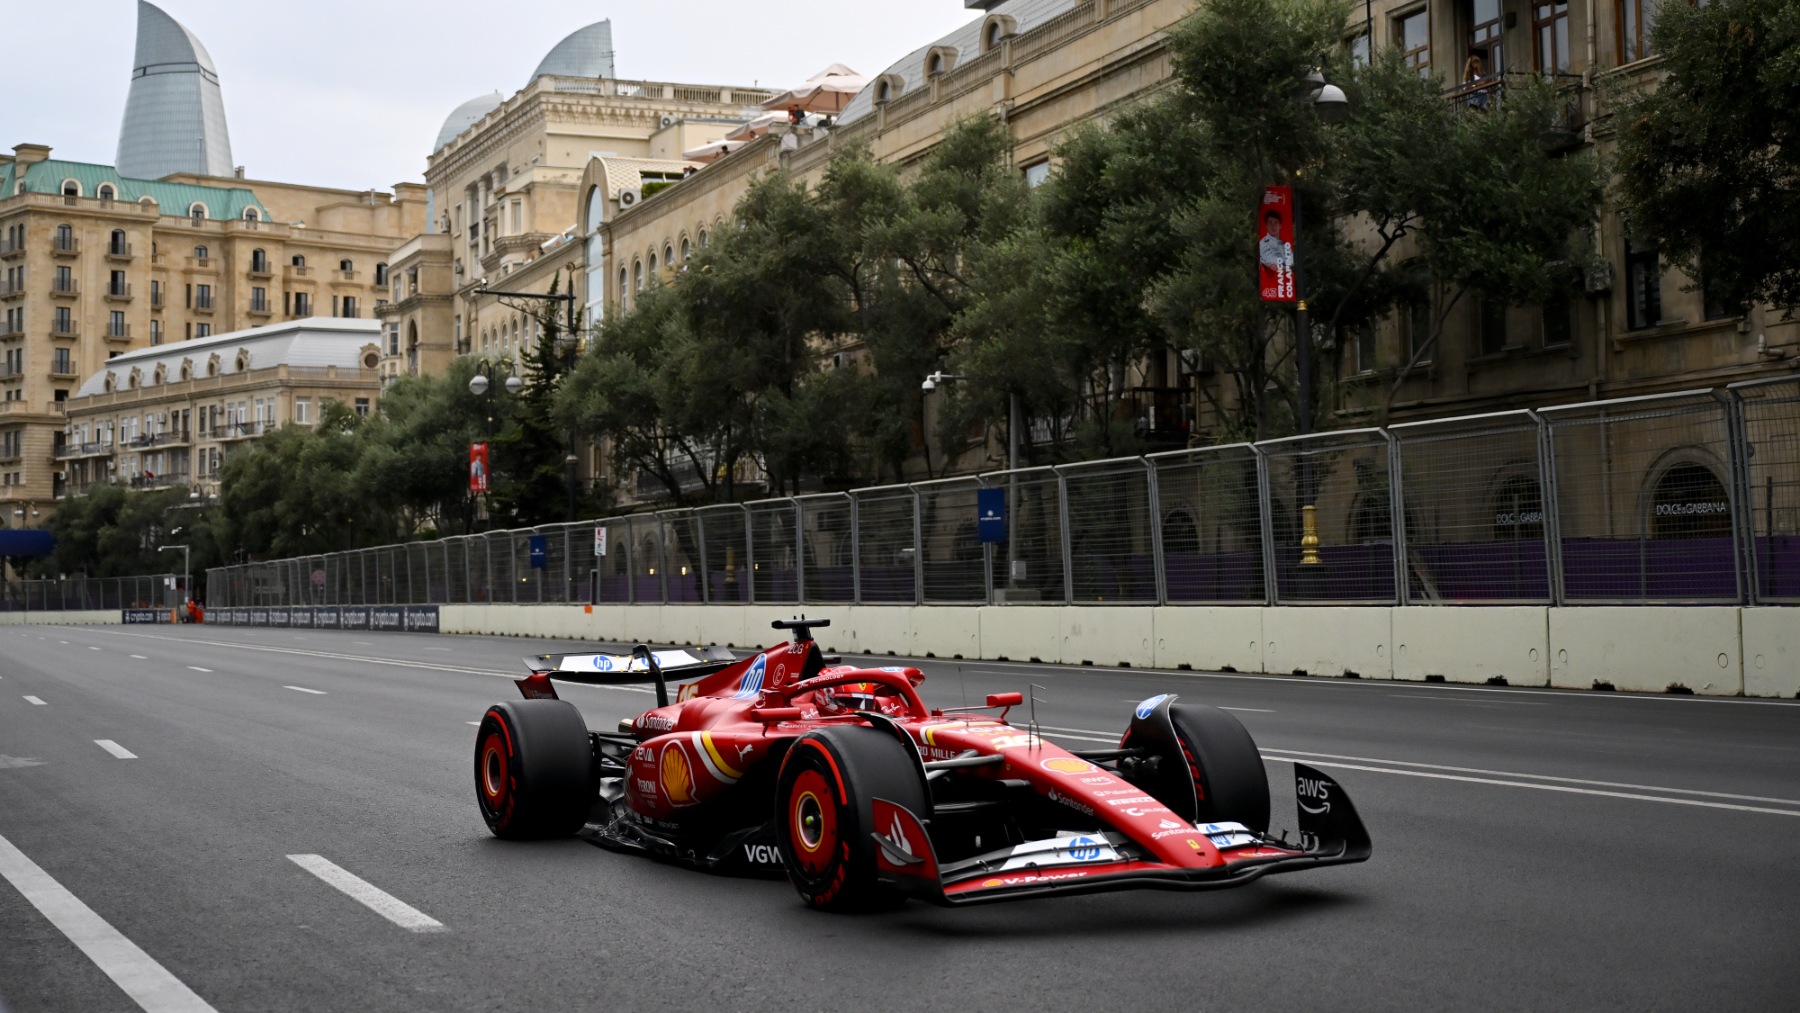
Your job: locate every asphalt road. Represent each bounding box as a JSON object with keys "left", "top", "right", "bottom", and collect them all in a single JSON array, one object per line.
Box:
[{"left": 1, "top": 621, "right": 1797, "bottom": 1012}]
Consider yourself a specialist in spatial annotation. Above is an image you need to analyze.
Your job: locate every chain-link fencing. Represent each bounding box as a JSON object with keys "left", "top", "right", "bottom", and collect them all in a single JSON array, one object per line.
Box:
[{"left": 202, "top": 384, "right": 1800, "bottom": 610}]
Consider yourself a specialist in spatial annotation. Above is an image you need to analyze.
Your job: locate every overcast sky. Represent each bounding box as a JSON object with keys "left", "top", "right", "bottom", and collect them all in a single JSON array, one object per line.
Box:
[{"left": 2, "top": 0, "right": 978, "bottom": 191}]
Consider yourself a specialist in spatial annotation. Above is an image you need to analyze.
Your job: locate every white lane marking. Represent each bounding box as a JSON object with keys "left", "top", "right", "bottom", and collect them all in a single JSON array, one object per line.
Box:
[
  {"left": 0, "top": 831, "right": 219, "bottom": 1012},
  {"left": 58, "top": 640, "right": 68, "bottom": 644},
  {"left": 1220, "top": 707, "right": 1275, "bottom": 713},
  {"left": 353, "top": 641, "right": 372, "bottom": 645},
  {"left": 95, "top": 740, "right": 138, "bottom": 760},
  {"left": 1392, "top": 693, "right": 1547, "bottom": 706},
  {"left": 130, "top": 655, "right": 148, "bottom": 660},
  {"left": 286, "top": 855, "right": 444, "bottom": 933},
  {"left": 1260, "top": 755, "right": 1800, "bottom": 818},
  {"left": 1264, "top": 747, "right": 1800, "bottom": 807},
  {"left": 186, "top": 667, "right": 212, "bottom": 673},
  {"left": 88, "top": 646, "right": 102, "bottom": 651},
  {"left": 465, "top": 721, "right": 480, "bottom": 726},
  {"left": 23, "top": 695, "right": 45, "bottom": 706},
  {"left": 284, "top": 685, "right": 327, "bottom": 696}
]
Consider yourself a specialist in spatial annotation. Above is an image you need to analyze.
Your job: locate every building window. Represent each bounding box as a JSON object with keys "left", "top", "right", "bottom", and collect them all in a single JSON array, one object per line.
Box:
[
  {"left": 1624, "top": 236, "right": 1661, "bottom": 330},
  {"left": 1618, "top": 0, "right": 1657, "bottom": 65},
  {"left": 633, "top": 260, "right": 643, "bottom": 292},
  {"left": 374, "top": 263, "right": 388, "bottom": 286},
  {"left": 110, "top": 270, "right": 127, "bottom": 296},
  {"left": 1022, "top": 161, "right": 1051, "bottom": 188},
  {"left": 339, "top": 259, "right": 353, "bottom": 273},
  {"left": 109, "top": 229, "right": 127, "bottom": 254},
  {"left": 387, "top": 323, "right": 400, "bottom": 354},
  {"left": 195, "top": 284, "right": 212, "bottom": 310},
  {"left": 1469, "top": 0, "right": 1505, "bottom": 79},
  {"left": 1406, "top": 297, "right": 1433, "bottom": 364},
  {"left": 1535, "top": 1, "right": 1571, "bottom": 73},
  {"left": 195, "top": 323, "right": 211, "bottom": 338},
  {"left": 194, "top": 245, "right": 208, "bottom": 260},
  {"left": 62, "top": 179, "right": 81, "bottom": 198},
  {"left": 1477, "top": 295, "right": 1509, "bottom": 355},
  {"left": 354, "top": 398, "right": 371, "bottom": 417},
  {"left": 294, "top": 292, "right": 311, "bottom": 316},
  {"left": 189, "top": 203, "right": 208, "bottom": 221},
  {"left": 54, "top": 307, "right": 72, "bottom": 333},
  {"left": 1355, "top": 323, "right": 1378, "bottom": 373},
  {"left": 243, "top": 207, "right": 260, "bottom": 222},
  {"left": 54, "top": 224, "right": 73, "bottom": 250},
  {"left": 698, "top": 229, "right": 709, "bottom": 248},
  {"left": 55, "top": 265, "right": 72, "bottom": 293},
  {"left": 251, "top": 248, "right": 268, "bottom": 273},
  {"left": 97, "top": 184, "right": 116, "bottom": 201},
  {"left": 295, "top": 399, "right": 311, "bottom": 425},
  {"left": 150, "top": 320, "right": 162, "bottom": 345},
  {"left": 1396, "top": 9, "right": 1430, "bottom": 76},
  {"left": 292, "top": 255, "right": 306, "bottom": 268},
  {"left": 342, "top": 297, "right": 358, "bottom": 318},
  {"left": 649, "top": 253, "right": 658, "bottom": 277},
  {"left": 53, "top": 348, "right": 71, "bottom": 374},
  {"left": 251, "top": 287, "right": 267, "bottom": 312},
  {"left": 680, "top": 237, "right": 691, "bottom": 261},
  {"left": 928, "top": 53, "right": 944, "bottom": 76},
  {"left": 109, "top": 311, "right": 126, "bottom": 337},
  {"left": 1541, "top": 296, "right": 1574, "bottom": 346}
]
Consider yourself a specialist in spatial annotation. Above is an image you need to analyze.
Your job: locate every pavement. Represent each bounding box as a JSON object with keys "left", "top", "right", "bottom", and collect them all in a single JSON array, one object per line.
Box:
[{"left": 0, "top": 621, "right": 1796, "bottom": 1012}]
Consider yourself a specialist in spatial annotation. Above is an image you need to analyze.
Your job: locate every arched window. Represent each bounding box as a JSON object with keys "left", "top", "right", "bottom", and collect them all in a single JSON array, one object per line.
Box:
[
  {"left": 339, "top": 258, "right": 353, "bottom": 273},
  {"left": 928, "top": 53, "right": 943, "bottom": 75},
  {"left": 663, "top": 244, "right": 674, "bottom": 267},
  {"left": 680, "top": 237, "right": 690, "bottom": 261},
  {"left": 97, "top": 184, "right": 116, "bottom": 201},
  {"left": 648, "top": 252, "right": 658, "bottom": 277},
  {"left": 55, "top": 224, "right": 73, "bottom": 246},
  {"left": 619, "top": 268, "right": 629, "bottom": 308},
  {"left": 250, "top": 248, "right": 267, "bottom": 273},
  {"left": 189, "top": 202, "right": 208, "bottom": 221},
  {"left": 633, "top": 259, "right": 643, "bottom": 292},
  {"left": 698, "top": 229, "right": 709, "bottom": 248},
  {"left": 876, "top": 80, "right": 891, "bottom": 103},
  {"left": 194, "top": 245, "right": 208, "bottom": 260},
  {"left": 291, "top": 254, "right": 305, "bottom": 268},
  {"left": 61, "top": 179, "right": 81, "bottom": 198},
  {"left": 109, "top": 229, "right": 127, "bottom": 255},
  {"left": 987, "top": 22, "right": 1003, "bottom": 50},
  {"left": 242, "top": 207, "right": 260, "bottom": 222},
  {"left": 374, "top": 263, "right": 388, "bottom": 286},
  {"left": 1651, "top": 463, "right": 1730, "bottom": 539}
]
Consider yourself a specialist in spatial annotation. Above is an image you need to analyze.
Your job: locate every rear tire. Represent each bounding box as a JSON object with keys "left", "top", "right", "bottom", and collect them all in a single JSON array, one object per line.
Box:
[
  {"left": 475, "top": 700, "right": 595, "bottom": 839},
  {"left": 775, "top": 727, "right": 927, "bottom": 912}
]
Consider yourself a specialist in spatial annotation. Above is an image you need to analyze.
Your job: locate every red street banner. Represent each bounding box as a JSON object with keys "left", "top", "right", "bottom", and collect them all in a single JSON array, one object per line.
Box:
[
  {"left": 469, "top": 442, "right": 489, "bottom": 494},
  {"left": 1259, "top": 185, "right": 1296, "bottom": 303}
]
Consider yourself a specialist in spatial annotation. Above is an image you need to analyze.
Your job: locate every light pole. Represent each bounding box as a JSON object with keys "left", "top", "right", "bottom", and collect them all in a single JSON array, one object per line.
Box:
[
  {"left": 923, "top": 371, "right": 1023, "bottom": 596},
  {"left": 468, "top": 358, "right": 523, "bottom": 531},
  {"left": 475, "top": 285, "right": 583, "bottom": 522},
  {"left": 158, "top": 544, "right": 189, "bottom": 605}
]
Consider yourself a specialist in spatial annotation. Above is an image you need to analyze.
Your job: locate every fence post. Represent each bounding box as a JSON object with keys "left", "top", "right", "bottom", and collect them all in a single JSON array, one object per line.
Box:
[
  {"left": 1532, "top": 410, "right": 1565, "bottom": 607},
  {"left": 792, "top": 499, "right": 806, "bottom": 605},
  {"left": 695, "top": 511, "right": 710, "bottom": 605},
  {"left": 850, "top": 494, "right": 862, "bottom": 606},
  {"left": 1385, "top": 429, "right": 1406, "bottom": 606},
  {"left": 910, "top": 486, "right": 924, "bottom": 606},
  {"left": 1253, "top": 444, "right": 1277, "bottom": 606},
  {"left": 1709, "top": 389, "right": 1752, "bottom": 606},
  {"left": 1145, "top": 458, "right": 1167, "bottom": 607}
]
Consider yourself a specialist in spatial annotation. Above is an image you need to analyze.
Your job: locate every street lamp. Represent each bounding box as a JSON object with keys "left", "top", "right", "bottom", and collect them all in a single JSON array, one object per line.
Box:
[
  {"left": 922, "top": 371, "right": 1024, "bottom": 596},
  {"left": 474, "top": 285, "right": 584, "bottom": 522},
  {"left": 158, "top": 544, "right": 189, "bottom": 604},
  {"left": 468, "top": 358, "right": 521, "bottom": 532},
  {"left": 1292, "top": 67, "right": 1349, "bottom": 437}
]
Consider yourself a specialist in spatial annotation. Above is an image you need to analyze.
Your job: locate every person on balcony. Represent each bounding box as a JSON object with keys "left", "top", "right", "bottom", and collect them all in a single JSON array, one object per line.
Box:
[{"left": 1463, "top": 54, "right": 1490, "bottom": 111}]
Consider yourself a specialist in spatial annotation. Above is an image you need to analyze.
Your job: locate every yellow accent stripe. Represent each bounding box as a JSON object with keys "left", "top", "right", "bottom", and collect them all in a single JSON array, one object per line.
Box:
[{"left": 701, "top": 732, "right": 743, "bottom": 780}]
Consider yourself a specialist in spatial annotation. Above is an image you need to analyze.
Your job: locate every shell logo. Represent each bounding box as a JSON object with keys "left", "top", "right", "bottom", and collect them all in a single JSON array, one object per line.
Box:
[
  {"left": 982, "top": 878, "right": 1004, "bottom": 888},
  {"left": 662, "top": 743, "right": 695, "bottom": 805},
  {"left": 1041, "top": 757, "right": 1096, "bottom": 775}
]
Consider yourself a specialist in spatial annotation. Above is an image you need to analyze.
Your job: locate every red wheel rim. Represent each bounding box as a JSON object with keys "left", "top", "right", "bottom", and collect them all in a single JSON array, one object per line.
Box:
[
  {"left": 479, "top": 731, "right": 510, "bottom": 811},
  {"left": 789, "top": 769, "right": 837, "bottom": 876}
]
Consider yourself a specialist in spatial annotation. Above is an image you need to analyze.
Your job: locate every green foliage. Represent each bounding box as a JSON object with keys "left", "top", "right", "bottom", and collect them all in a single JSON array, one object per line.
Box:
[
  {"left": 41, "top": 483, "right": 207, "bottom": 579},
  {"left": 1615, "top": 0, "right": 1800, "bottom": 313}
]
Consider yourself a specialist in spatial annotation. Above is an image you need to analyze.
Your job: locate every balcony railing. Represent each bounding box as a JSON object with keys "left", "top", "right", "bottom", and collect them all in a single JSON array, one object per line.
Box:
[
  {"left": 51, "top": 281, "right": 79, "bottom": 298},
  {"left": 0, "top": 323, "right": 22, "bottom": 340},
  {"left": 193, "top": 297, "right": 214, "bottom": 313},
  {"left": 150, "top": 290, "right": 163, "bottom": 308},
  {"left": 0, "top": 239, "right": 23, "bottom": 259},
  {"left": 50, "top": 237, "right": 79, "bottom": 257},
  {"left": 128, "top": 472, "right": 190, "bottom": 489},
  {"left": 50, "top": 363, "right": 78, "bottom": 379},
  {"left": 55, "top": 441, "right": 108, "bottom": 460},
  {"left": 248, "top": 263, "right": 273, "bottom": 279},
  {"left": 214, "top": 420, "right": 273, "bottom": 441},
  {"left": 105, "top": 243, "right": 134, "bottom": 261},
  {"left": 287, "top": 264, "right": 311, "bottom": 278},
  {"left": 248, "top": 300, "right": 272, "bottom": 316},
  {"left": 107, "top": 323, "right": 131, "bottom": 341},
  {"left": 51, "top": 321, "right": 78, "bottom": 338},
  {"left": 0, "top": 283, "right": 22, "bottom": 301},
  {"left": 105, "top": 283, "right": 133, "bottom": 302},
  {"left": 125, "top": 430, "right": 191, "bottom": 448}
]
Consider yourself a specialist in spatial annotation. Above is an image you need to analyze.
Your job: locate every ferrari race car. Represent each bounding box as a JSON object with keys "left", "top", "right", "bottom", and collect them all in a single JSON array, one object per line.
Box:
[{"left": 473, "top": 617, "right": 1370, "bottom": 910}]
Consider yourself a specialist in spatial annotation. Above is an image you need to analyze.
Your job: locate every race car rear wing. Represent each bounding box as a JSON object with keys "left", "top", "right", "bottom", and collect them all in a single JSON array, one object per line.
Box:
[{"left": 517, "top": 645, "right": 736, "bottom": 705}]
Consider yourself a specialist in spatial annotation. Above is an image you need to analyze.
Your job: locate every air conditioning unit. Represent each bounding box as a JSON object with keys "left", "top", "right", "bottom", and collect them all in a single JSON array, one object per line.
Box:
[
  {"left": 617, "top": 187, "right": 642, "bottom": 209},
  {"left": 659, "top": 114, "right": 677, "bottom": 129}
]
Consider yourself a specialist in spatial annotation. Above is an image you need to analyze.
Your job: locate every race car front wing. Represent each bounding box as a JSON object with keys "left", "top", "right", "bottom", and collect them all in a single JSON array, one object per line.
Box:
[{"left": 872, "top": 762, "right": 1371, "bottom": 906}]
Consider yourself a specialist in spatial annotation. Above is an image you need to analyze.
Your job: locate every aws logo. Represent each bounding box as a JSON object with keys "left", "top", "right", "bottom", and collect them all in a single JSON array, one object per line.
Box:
[{"left": 1297, "top": 775, "right": 1332, "bottom": 814}]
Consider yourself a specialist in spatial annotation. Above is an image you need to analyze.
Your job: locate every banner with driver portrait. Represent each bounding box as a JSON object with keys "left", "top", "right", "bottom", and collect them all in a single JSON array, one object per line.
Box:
[
  {"left": 1258, "top": 185, "right": 1296, "bottom": 303},
  {"left": 470, "top": 442, "right": 490, "bottom": 494}
]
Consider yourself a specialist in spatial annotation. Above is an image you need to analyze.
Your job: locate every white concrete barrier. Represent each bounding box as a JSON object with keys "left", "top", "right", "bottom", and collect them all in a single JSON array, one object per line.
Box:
[
  {"left": 1548, "top": 607, "right": 1742, "bottom": 695},
  {"left": 979, "top": 606, "right": 1062, "bottom": 664},
  {"left": 1261, "top": 607, "right": 1393, "bottom": 679},
  {"left": 0, "top": 610, "right": 125, "bottom": 626},
  {"left": 1740, "top": 607, "right": 1799, "bottom": 699},
  {"left": 1391, "top": 607, "right": 1549, "bottom": 686},
  {"left": 429, "top": 601, "right": 1792, "bottom": 697},
  {"left": 1152, "top": 606, "right": 1263, "bottom": 673},
  {"left": 1061, "top": 607, "right": 1154, "bottom": 668}
]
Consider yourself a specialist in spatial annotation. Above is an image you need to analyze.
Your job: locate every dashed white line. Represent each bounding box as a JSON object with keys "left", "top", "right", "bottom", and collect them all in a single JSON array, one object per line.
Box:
[
  {"left": 186, "top": 667, "right": 212, "bottom": 673},
  {"left": 465, "top": 720, "right": 481, "bottom": 726},
  {"left": 130, "top": 655, "right": 148, "bottom": 660},
  {"left": 23, "top": 695, "right": 45, "bottom": 706},
  {"left": 57, "top": 640, "right": 68, "bottom": 644},
  {"left": 1220, "top": 707, "right": 1275, "bottom": 713},
  {"left": 286, "top": 854, "right": 444, "bottom": 933},
  {"left": 0, "top": 831, "right": 219, "bottom": 1012},
  {"left": 88, "top": 646, "right": 102, "bottom": 651},
  {"left": 284, "top": 685, "right": 327, "bottom": 695},
  {"left": 95, "top": 740, "right": 138, "bottom": 760}
]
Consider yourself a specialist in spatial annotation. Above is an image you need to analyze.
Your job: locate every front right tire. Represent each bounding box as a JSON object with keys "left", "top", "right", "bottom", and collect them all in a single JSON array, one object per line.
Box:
[
  {"left": 475, "top": 699, "right": 595, "bottom": 839},
  {"left": 774, "top": 727, "right": 927, "bottom": 912}
]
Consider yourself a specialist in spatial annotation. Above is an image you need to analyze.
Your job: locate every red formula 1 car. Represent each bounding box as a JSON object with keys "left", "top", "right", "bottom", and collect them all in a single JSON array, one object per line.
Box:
[{"left": 473, "top": 617, "right": 1370, "bottom": 910}]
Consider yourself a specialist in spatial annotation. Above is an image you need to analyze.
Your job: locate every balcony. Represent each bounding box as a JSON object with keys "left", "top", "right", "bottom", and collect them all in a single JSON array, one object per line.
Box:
[
  {"left": 50, "top": 237, "right": 79, "bottom": 257},
  {"left": 248, "top": 263, "right": 273, "bottom": 280},
  {"left": 193, "top": 298, "right": 215, "bottom": 314},
  {"left": 287, "top": 264, "right": 311, "bottom": 279},
  {"left": 50, "top": 281, "right": 79, "bottom": 299},
  {"left": 105, "top": 243, "right": 134, "bottom": 262},
  {"left": 126, "top": 430, "right": 192, "bottom": 448},
  {"left": 0, "top": 283, "right": 22, "bottom": 301},
  {"left": 55, "top": 441, "right": 109, "bottom": 460},
  {"left": 50, "top": 363, "right": 78, "bottom": 380},
  {"left": 106, "top": 323, "right": 132, "bottom": 341},
  {"left": 0, "top": 239, "right": 22, "bottom": 259},
  {"left": 247, "top": 300, "right": 272, "bottom": 317},
  {"left": 50, "top": 321, "right": 78, "bottom": 339},
  {"left": 213, "top": 420, "right": 273, "bottom": 441},
  {"left": 128, "top": 472, "right": 189, "bottom": 489},
  {"left": 105, "top": 283, "right": 133, "bottom": 303},
  {"left": 150, "top": 290, "right": 163, "bottom": 309},
  {"left": 0, "top": 367, "right": 20, "bottom": 381},
  {"left": 0, "top": 323, "right": 21, "bottom": 340}
]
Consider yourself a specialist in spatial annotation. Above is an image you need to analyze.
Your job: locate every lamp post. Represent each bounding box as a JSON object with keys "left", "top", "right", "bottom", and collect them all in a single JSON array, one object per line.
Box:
[
  {"left": 158, "top": 544, "right": 189, "bottom": 605},
  {"left": 473, "top": 286, "right": 583, "bottom": 522},
  {"left": 468, "top": 358, "right": 522, "bottom": 531},
  {"left": 923, "top": 371, "right": 1023, "bottom": 596}
]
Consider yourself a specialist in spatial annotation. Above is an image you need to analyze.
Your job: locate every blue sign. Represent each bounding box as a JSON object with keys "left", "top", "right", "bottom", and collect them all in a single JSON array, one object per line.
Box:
[
  {"left": 977, "top": 488, "right": 1007, "bottom": 544},
  {"left": 529, "top": 535, "right": 548, "bottom": 569}
]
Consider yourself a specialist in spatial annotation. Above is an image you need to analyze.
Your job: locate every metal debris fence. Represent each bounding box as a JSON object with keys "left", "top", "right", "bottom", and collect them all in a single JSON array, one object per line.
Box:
[
  {"left": 206, "top": 381, "right": 1800, "bottom": 610},
  {"left": 0, "top": 574, "right": 182, "bottom": 612}
]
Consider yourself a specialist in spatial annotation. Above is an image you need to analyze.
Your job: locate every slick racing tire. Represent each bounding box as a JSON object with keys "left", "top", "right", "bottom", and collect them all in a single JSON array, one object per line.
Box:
[
  {"left": 1130, "top": 703, "right": 1270, "bottom": 834},
  {"left": 475, "top": 700, "right": 595, "bottom": 840},
  {"left": 775, "top": 727, "right": 928, "bottom": 913}
]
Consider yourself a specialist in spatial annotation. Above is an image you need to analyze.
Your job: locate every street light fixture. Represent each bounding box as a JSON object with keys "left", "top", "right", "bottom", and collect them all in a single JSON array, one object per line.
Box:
[
  {"left": 158, "top": 544, "right": 189, "bottom": 604},
  {"left": 474, "top": 285, "right": 584, "bottom": 522}
]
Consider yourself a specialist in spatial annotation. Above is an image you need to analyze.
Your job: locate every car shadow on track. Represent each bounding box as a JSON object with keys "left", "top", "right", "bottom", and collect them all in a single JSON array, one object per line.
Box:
[{"left": 882, "top": 882, "right": 1360, "bottom": 940}]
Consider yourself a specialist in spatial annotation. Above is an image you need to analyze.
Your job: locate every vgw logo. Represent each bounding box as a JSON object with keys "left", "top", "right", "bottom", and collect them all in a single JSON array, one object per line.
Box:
[
  {"left": 1297, "top": 776, "right": 1332, "bottom": 814},
  {"left": 743, "top": 844, "right": 783, "bottom": 865}
]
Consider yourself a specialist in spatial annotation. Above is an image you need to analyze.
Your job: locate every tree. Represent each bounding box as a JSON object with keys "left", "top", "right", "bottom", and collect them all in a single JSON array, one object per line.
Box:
[
  {"left": 1615, "top": 0, "right": 1800, "bottom": 313},
  {"left": 41, "top": 483, "right": 201, "bottom": 578},
  {"left": 212, "top": 401, "right": 378, "bottom": 559}
]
